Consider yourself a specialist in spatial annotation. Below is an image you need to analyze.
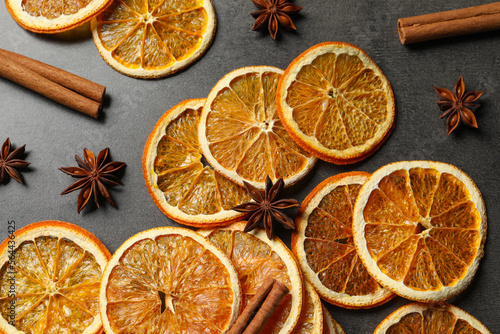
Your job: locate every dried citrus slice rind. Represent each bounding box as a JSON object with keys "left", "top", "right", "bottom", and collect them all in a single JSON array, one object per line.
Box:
[
  {"left": 143, "top": 98, "right": 250, "bottom": 227},
  {"left": 291, "top": 282, "right": 323, "bottom": 334},
  {"left": 277, "top": 42, "right": 396, "bottom": 164},
  {"left": 292, "top": 172, "right": 394, "bottom": 308},
  {"left": 6, "top": 0, "right": 112, "bottom": 33},
  {"left": 100, "top": 226, "right": 241, "bottom": 334},
  {"left": 353, "top": 161, "right": 486, "bottom": 302},
  {"left": 199, "top": 66, "right": 317, "bottom": 190},
  {"left": 91, "top": 0, "right": 216, "bottom": 78},
  {"left": 373, "top": 302, "right": 492, "bottom": 334},
  {"left": 323, "top": 306, "right": 345, "bottom": 334},
  {"left": 0, "top": 221, "right": 110, "bottom": 334},
  {"left": 198, "top": 222, "right": 303, "bottom": 334}
]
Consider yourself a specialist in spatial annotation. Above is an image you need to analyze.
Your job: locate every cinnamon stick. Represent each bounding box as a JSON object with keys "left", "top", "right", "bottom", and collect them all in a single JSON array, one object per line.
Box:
[
  {"left": 242, "top": 280, "right": 289, "bottom": 334},
  {"left": 228, "top": 278, "right": 276, "bottom": 334},
  {"left": 0, "top": 48, "right": 106, "bottom": 103},
  {"left": 0, "top": 52, "right": 101, "bottom": 119},
  {"left": 398, "top": 2, "right": 500, "bottom": 44},
  {"left": 228, "top": 278, "right": 290, "bottom": 334}
]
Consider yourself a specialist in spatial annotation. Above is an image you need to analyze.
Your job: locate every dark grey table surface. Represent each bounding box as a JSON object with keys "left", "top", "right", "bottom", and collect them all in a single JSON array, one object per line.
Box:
[{"left": 1, "top": 0, "right": 499, "bottom": 333}]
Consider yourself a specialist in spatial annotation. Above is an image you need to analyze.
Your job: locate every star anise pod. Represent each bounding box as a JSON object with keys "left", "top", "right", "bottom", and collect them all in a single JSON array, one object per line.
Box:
[
  {"left": 232, "top": 176, "right": 299, "bottom": 239},
  {"left": 434, "top": 76, "right": 484, "bottom": 135},
  {"left": 0, "top": 138, "right": 30, "bottom": 185},
  {"left": 251, "top": 0, "right": 302, "bottom": 40},
  {"left": 60, "top": 148, "right": 126, "bottom": 213}
]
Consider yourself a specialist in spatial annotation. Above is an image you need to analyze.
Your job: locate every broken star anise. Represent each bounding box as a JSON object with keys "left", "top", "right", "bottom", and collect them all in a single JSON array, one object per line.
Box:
[
  {"left": 232, "top": 176, "right": 299, "bottom": 240},
  {"left": 251, "top": 0, "right": 302, "bottom": 40},
  {"left": 434, "top": 76, "right": 484, "bottom": 135},
  {"left": 60, "top": 148, "right": 126, "bottom": 213},
  {"left": 0, "top": 138, "right": 30, "bottom": 185}
]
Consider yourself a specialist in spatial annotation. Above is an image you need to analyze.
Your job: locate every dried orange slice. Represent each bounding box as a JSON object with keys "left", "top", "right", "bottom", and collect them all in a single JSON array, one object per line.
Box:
[
  {"left": 277, "top": 42, "right": 396, "bottom": 164},
  {"left": 6, "top": 0, "right": 112, "bottom": 33},
  {"left": 353, "top": 161, "right": 486, "bottom": 302},
  {"left": 291, "top": 282, "right": 323, "bottom": 334},
  {"left": 373, "top": 302, "right": 492, "bottom": 334},
  {"left": 143, "top": 99, "right": 250, "bottom": 227},
  {"left": 323, "top": 306, "right": 345, "bottom": 334},
  {"left": 199, "top": 66, "right": 317, "bottom": 190},
  {"left": 0, "top": 221, "right": 110, "bottom": 333},
  {"left": 91, "top": 0, "right": 216, "bottom": 78},
  {"left": 292, "top": 172, "right": 394, "bottom": 308},
  {"left": 100, "top": 226, "right": 241, "bottom": 334},
  {"left": 199, "top": 222, "right": 303, "bottom": 334}
]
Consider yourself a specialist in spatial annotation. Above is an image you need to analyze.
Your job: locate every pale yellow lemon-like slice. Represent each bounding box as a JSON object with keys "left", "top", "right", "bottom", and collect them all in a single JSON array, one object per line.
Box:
[
  {"left": 0, "top": 221, "right": 110, "bottom": 334},
  {"left": 353, "top": 161, "right": 486, "bottom": 302},
  {"left": 91, "top": 0, "right": 216, "bottom": 78}
]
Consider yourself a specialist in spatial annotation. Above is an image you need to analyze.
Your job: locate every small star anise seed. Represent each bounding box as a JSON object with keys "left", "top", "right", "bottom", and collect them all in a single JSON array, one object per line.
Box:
[
  {"left": 434, "top": 76, "right": 484, "bottom": 135},
  {"left": 251, "top": 0, "right": 302, "bottom": 40},
  {"left": 60, "top": 148, "right": 126, "bottom": 213},
  {"left": 0, "top": 138, "right": 30, "bottom": 185},
  {"left": 232, "top": 176, "right": 299, "bottom": 240}
]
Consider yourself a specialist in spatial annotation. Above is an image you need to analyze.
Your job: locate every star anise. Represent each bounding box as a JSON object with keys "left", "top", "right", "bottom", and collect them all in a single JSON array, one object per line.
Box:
[
  {"left": 232, "top": 176, "right": 299, "bottom": 239},
  {"left": 251, "top": 0, "right": 302, "bottom": 40},
  {"left": 434, "top": 76, "right": 484, "bottom": 135},
  {"left": 60, "top": 148, "right": 126, "bottom": 213},
  {"left": 0, "top": 138, "right": 30, "bottom": 185}
]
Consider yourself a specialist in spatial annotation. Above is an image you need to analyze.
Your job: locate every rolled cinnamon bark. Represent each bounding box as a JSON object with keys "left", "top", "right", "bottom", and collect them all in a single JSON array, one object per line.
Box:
[
  {"left": 0, "top": 48, "right": 106, "bottom": 103},
  {"left": 398, "top": 2, "right": 500, "bottom": 44},
  {"left": 0, "top": 52, "right": 101, "bottom": 118}
]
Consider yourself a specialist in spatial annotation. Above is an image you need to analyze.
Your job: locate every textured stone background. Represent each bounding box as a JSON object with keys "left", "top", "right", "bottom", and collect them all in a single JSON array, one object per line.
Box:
[{"left": 1, "top": 0, "right": 499, "bottom": 332}]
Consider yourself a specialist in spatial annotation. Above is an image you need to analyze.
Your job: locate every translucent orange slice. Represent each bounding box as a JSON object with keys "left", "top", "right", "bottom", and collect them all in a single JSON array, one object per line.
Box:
[
  {"left": 353, "top": 161, "right": 486, "bottom": 302},
  {"left": 100, "top": 227, "right": 240, "bottom": 334},
  {"left": 91, "top": 0, "right": 216, "bottom": 78},
  {"left": 199, "top": 222, "right": 303, "bottom": 334},
  {"left": 6, "top": 0, "right": 112, "bottom": 33},
  {"left": 373, "top": 302, "right": 492, "bottom": 334},
  {"left": 277, "top": 42, "right": 396, "bottom": 164},
  {"left": 291, "top": 282, "right": 323, "bottom": 334},
  {"left": 199, "top": 66, "right": 317, "bottom": 190},
  {"left": 292, "top": 172, "right": 394, "bottom": 308},
  {"left": 0, "top": 221, "right": 110, "bottom": 334},
  {"left": 323, "top": 306, "right": 345, "bottom": 334},
  {"left": 143, "top": 99, "right": 250, "bottom": 227}
]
